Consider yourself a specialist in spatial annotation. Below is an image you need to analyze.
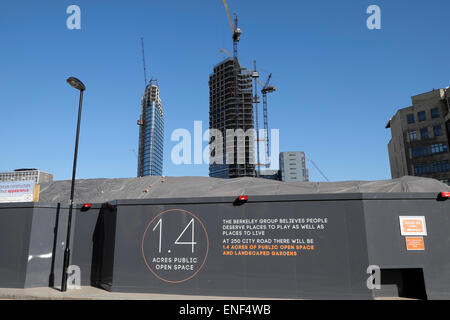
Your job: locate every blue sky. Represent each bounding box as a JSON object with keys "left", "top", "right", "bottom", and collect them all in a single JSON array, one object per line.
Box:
[{"left": 1, "top": 0, "right": 449, "bottom": 181}]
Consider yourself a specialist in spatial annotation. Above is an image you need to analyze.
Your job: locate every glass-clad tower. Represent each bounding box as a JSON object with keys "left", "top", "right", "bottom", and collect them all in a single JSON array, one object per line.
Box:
[{"left": 137, "top": 80, "right": 164, "bottom": 177}]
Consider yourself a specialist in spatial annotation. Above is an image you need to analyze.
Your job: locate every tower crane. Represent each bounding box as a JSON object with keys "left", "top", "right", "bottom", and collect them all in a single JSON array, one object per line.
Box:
[
  {"left": 137, "top": 37, "right": 148, "bottom": 127},
  {"left": 258, "top": 74, "right": 276, "bottom": 168},
  {"left": 140, "top": 37, "right": 148, "bottom": 87},
  {"left": 220, "top": 48, "right": 233, "bottom": 59},
  {"left": 221, "top": 0, "right": 242, "bottom": 58},
  {"left": 252, "top": 61, "right": 261, "bottom": 175}
]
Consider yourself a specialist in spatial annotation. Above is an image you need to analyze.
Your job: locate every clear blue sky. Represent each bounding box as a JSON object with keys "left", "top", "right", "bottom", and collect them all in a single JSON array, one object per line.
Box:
[{"left": 1, "top": 0, "right": 449, "bottom": 182}]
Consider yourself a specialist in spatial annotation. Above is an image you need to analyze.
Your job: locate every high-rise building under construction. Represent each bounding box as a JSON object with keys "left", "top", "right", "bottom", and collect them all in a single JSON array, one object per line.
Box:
[
  {"left": 208, "top": 58, "right": 255, "bottom": 178},
  {"left": 137, "top": 80, "right": 164, "bottom": 177}
]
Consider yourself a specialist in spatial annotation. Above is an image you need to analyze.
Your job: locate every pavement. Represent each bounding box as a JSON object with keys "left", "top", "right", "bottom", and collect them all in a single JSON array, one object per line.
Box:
[
  {"left": 0, "top": 286, "right": 275, "bottom": 300},
  {"left": 0, "top": 286, "right": 416, "bottom": 300}
]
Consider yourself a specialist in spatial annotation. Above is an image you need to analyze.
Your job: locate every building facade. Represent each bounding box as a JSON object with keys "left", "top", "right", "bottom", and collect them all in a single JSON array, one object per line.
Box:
[
  {"left": 0, "top": 169, "right": 53, "bottom": 184},
  {"left": 386, "top": 88, "right": 450, "bottom": 185},
  {"left": 208, "top": 58, "right": 255, "bottom": 178},
  {"left": 137, "top": 80, "right": 164, "bottom": 177},
  {"left": 279, "top": 152, "right": 309, "bottom": 182}
]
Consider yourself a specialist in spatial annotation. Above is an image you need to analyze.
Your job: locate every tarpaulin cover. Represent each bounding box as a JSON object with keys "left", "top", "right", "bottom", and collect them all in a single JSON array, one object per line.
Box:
[{"left": 38, "top": 175, "right": 450, "bottom": 204}]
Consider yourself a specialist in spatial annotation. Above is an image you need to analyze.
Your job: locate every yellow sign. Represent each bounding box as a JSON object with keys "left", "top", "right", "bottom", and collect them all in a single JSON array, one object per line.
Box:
[{"left": 33, "top": 184, "right": 40, "bottom": 202}]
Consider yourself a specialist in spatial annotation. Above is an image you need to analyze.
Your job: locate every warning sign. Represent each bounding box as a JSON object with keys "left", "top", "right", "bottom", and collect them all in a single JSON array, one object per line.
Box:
[
  {"left": 399, "top": 216, "right": 427, "bottom": 236},
  {"left": 405, "top": 237, "right": 425, "bottom": 251}
]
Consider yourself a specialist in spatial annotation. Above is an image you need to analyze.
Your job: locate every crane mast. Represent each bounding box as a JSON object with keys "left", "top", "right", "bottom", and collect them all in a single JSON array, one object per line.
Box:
[
  {"left": 258, "top": 74, "right": 276, "bottom": 168},
  {"left": 252, "top": 61, "right": 261, "bottom": 175}
]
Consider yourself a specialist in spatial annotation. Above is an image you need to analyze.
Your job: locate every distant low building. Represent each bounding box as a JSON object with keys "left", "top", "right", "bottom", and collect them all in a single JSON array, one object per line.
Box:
[
  {"left": 279, "top": 152, "right": 309, "bottom": 182},
  {"left": 258, "top": 169, "right": 280, "bottom": 181},
  {"left": 386, "top": 88, "right": 450, "bottom": 185},
  {"left": 0, "top": 169, "right": 54, "bottom": 184}
]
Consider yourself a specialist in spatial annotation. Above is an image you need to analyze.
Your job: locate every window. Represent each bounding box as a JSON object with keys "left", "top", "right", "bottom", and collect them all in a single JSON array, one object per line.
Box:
[
  {"left": 415, "top": 161, "right": 450, "bottom": 174},
  {"left": 420, "top": 128, "right": 428, "bottom": 139},
  {"left": 408, "top": 131, "right": 417, "bottom": 141},
  {"left": 414, "top": 164, "right": 429, "bottom": 175},
  {"left": 431, "top": 144, "right": 448, "bottom": 154},
  {"left": 431, "top": 108, "right": 440, "bottom": 119},
  {"left": 433, "top": 125, "right": 443, "bottom": 137},
  {"left": 412, "top": 144, "right": 448, "bottom": 158},
  {"left": 407, "top": 114, "right": 415, "bottom": 124},
  {"left": 431, "top": 161, "right": 450, "bottom": 173},
  {"left": 411, "top": 147, "right": 424, "bottom": 158},
  {"left": 418, "top": 111, "right": 426, "bottom": 122}
]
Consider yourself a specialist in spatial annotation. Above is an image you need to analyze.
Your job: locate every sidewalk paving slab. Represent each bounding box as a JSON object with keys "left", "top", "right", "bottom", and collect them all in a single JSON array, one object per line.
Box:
[
  {"left": 0, "top": 287, "right": 415, "bottom": 300},
  {"left": 0, "top": 287, "right": 276, "bottom": 300}
]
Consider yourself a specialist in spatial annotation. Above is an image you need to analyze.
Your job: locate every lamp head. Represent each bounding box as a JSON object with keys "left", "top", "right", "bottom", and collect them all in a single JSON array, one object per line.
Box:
[{"left": 66, "top": 77, "right": 86, "bottom": 91}]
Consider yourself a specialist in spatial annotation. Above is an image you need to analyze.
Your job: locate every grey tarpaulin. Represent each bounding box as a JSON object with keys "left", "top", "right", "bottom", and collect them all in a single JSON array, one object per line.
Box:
[{"left": 38, "top": 175, "right": 450, "bottom": 204}]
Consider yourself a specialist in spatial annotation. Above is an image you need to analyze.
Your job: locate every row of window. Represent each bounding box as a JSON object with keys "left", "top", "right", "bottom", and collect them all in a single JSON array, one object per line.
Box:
[
  {"left": 142, "top": 164, "right": 163, "bottom": 170},
  {"left": 143, "top": 120, "right": 164, "bottom": 129},
  {"left": 408, "top": 125, "right": 443, "bottom": 141},
  {"left": 142, "top": 166, "right": 163, "bottom": 173},
  {"left": 143, "top": 153, "right": 163, "bottom": 162},
  {"left": 143, "top": 151, "right": 163, "bottom": 160},
  {"left": 143, "top": 139, "right": 164, "bottom": 148},
  {"left": 144, "top": 113, "right": 164, "bottom": 121},
  {"left": 142, "top": 153, "right": 163, "bottom": 160},
  {"left": 407, "top": 108, "right": 440, "bottom": 124},
  {"left": 411, "top": 144, "right": 448, "bottom": 158},
  {"left": 143, "top": 136, "right": 164, "bottom": 145},
  {"left": 414, "top": 161, "right": 450, "bottom": 174}
]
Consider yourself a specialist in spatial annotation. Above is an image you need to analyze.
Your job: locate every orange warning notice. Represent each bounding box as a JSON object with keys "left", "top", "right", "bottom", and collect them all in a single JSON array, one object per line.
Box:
[
  {"left": 402, "top": 220, "right": 424, "bottom": 233},
  {"left": 405, "top": 237, "right": 425, "bottom": 251},
  {"left": 399, "top": 216, "right": 427, "bottom": 236}
]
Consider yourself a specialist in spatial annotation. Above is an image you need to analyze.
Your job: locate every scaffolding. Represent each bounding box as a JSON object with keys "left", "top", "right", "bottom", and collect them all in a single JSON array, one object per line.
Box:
[{"left": 209, "top": 58, "right": 255, "bottom": 178}]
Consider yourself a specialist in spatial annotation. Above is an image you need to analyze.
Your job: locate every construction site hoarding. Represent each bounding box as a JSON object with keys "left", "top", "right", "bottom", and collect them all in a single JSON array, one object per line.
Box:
[
  {"left": 92, "top": 193, "right": 450, "bottom": 299},
  {"left": 1, "top": 176, "right": 450, "bottom": 299}
]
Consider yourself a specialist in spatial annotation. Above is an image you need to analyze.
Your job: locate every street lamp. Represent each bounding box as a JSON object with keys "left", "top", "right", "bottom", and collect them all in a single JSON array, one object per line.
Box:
[{"left": 61, "top": 77, "right": 85, "bottom": 292}]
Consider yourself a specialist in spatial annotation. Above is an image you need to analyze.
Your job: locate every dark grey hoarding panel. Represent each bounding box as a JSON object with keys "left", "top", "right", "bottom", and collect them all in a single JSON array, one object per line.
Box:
[
  {"left": 99, "top": 200, "right": 373, "bottom": 299},
  {"left": 363, "top": 198, "right": 450, "bottom": 300},
  {"left": 0, "top": 205, "right": 32, "bottom": 288},
  {"left": 0, "top": 203, "right": 70, "bottom": 289},
  {"left": 26, "top": 205, "right": 61, "bottom": 288},
  {"left": 71, "top": 206, "right": 102, "bottom": 286}
]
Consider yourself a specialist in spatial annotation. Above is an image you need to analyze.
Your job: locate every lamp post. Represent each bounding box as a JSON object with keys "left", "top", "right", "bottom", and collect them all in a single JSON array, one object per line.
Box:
[{"left": 61, "top": 77, "right": 85, "bottom": 292}]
